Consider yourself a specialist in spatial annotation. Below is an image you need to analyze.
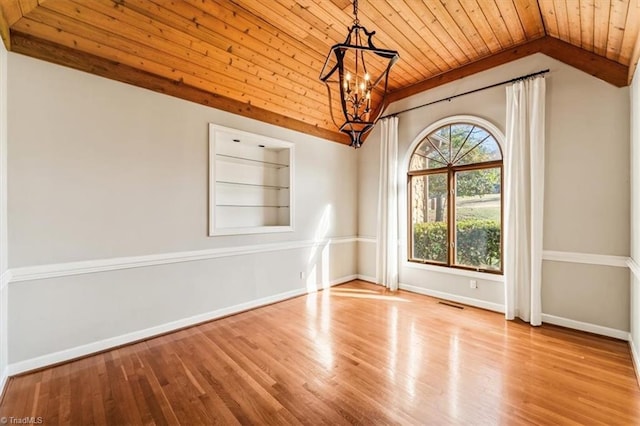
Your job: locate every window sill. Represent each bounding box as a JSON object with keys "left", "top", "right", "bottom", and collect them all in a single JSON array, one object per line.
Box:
[{"left": 403, "top": 261, "right": 504, "bottom": 282}]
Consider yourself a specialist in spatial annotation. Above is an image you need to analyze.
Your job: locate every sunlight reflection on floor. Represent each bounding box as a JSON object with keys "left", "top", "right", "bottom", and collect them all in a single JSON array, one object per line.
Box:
[{"left": 329, "top": 288, "right": 410, "bottom": 302}]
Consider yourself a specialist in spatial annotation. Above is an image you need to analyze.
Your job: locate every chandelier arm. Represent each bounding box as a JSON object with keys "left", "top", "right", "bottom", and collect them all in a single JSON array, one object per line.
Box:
[
  {"left": 324, "top": 83, "right": 343, "bottom": 130},
  {"left": 319, "top": 59, "right": 339, "bottom": 83},
  {"left": 371, "top": 55, "right": 399, "bottom": 87}
]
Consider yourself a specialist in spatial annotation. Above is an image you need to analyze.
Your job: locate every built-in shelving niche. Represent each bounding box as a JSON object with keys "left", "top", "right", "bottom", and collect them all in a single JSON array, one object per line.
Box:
[{"left": 209, "top": 124, "right": 294, "bottom": 236}]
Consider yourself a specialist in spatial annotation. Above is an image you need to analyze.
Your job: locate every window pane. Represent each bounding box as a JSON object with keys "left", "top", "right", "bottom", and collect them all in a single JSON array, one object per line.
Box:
[
  {"left": 454, "top": 168, "right": 501, "bottom": 270},
  {"left": 411, "top": 173, "right": 448, "bottom": 263},
  {"left": 428, "top": 134, "right": 450, "bottom": 164},
  {"left": 450, "top": 124, "right": 475, "bottom": 162},
  {"left": 409, "top": 139, "right": 447, "bottom": 171},
  {"left": 455, "top": 134, "right": 502, "bottom": 166},
  {"left": 409, "top": 153, "right": 427, "bottom": 171}
]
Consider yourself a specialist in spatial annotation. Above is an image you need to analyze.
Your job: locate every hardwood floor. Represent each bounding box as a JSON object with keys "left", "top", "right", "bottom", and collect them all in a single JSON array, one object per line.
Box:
[{"left": 1, "top": 280, "right": 639, "bottom": 424}]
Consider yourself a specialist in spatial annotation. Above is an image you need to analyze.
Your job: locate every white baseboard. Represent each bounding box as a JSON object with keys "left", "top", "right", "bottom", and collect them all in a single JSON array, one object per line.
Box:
[
  {"left": 399, "top": 283, "right": 505, "bottom": 313},
  {"left": 629, "top": 334, "right": 640, "bottom": 389},
  {"left": 7, "top": 274, "right": 357, "bottom": 376},
  {"left": 356, "top": 274, "right": 378, "bottom": 284},
  {"left": 329, "top": 275, "right": 358, "bottom": 286},
  {"left": 0, "top": 366, "right": 7, "bottom": 396},
  {"left": 0, "top": 271, "right": 8, "bottom": 396},
  {"left": 540, "top": 314, "right": 629, "bottom": 340}
]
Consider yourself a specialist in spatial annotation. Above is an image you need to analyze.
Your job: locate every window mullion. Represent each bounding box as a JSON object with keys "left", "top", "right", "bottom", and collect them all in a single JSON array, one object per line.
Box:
[
  {"left": 448, "top": 168, "right": 455, "bottom": 267},
  {"left": 407, "top": 176, "right": 413, "bottom": 261}
]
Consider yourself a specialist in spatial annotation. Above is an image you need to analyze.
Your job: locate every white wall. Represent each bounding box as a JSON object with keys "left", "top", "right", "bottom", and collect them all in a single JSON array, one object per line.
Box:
[
  {"left": 6, "top": 53, "right": 358, "bottom": 370},
  {"left": 359, "top": 53, "right": 631, "bottom": 333},
  {"left": 0, "top": 40, "right": 9, "bottom": 390},
  {"left": 630, "top": 63, "right": 640, "bottom": 374}
]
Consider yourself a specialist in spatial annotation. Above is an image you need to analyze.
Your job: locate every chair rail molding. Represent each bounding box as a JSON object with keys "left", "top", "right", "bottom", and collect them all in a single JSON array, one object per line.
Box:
[
  {"left": 543, "top": 250, "right": 629, "bottom": 268},
  {"left": 628, "top": 257, "right": 640, "bottom": 279},
  {"left": 9, "top": 237, "right": 358, "bottom": 283},
  {"left": 0, "top": 270, "right": 10, "bottom": 290},
  {"left": 356, "top": 236, "right": 377, "bottom": 244}
]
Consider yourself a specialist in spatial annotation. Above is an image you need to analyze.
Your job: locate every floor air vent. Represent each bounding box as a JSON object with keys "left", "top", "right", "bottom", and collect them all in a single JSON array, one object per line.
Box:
[{"left": 438, "top": 301, "right": 464, "bottom": 309}]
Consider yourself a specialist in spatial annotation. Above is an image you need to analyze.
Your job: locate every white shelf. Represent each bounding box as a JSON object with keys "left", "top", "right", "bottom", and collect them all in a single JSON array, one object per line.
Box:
[
  {"left": 217, "top": 205, "right": 290, "bottom": 208},
  {"left": 216, "top": 181, "right": 289, "bottom": 190},
  {"left": 215, "top": 153, "right": 289, "bottom": 169},
  {"left": 209, "top": 124, "right": 294, "bottom": 236}
]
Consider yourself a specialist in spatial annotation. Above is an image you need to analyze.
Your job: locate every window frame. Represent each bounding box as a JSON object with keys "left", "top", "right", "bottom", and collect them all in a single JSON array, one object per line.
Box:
[{"left": 406, "top": 119, "right": 504, "bottom": 275}]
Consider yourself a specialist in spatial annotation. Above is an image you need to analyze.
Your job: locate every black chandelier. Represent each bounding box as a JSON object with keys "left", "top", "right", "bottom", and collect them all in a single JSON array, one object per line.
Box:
[{"left": 319, "top": 0, "right": 399, "bottom": 148}]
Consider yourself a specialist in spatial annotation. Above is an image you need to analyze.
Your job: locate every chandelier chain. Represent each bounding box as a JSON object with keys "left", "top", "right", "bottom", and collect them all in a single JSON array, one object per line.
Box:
[{"left": 352, "top": 0, "right": 359, "bottom": 24}]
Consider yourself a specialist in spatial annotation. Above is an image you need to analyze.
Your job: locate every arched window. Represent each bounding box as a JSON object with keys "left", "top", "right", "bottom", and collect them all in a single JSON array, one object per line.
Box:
[{"left": 408, "top": 121, "right": 503, "bottom": 273}]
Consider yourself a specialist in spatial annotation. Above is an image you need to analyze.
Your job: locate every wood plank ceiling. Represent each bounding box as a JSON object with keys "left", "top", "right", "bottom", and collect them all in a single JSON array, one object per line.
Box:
[{"left": 1, "top": 0, "right": 639, "bottom": 145}]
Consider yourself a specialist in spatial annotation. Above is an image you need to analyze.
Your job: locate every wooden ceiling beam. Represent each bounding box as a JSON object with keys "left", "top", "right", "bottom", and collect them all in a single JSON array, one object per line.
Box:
[
  {"left": 387, "top": 35, "right": 629, "bottom": 105},
  {"left": 0, "top": 6, "right": 11, "bottom": 49},
  {"left": 0, "top": 1, "right": 20, "bottom": 49},
  {"left": 629, "top": 35, "right": 640, "bottom": 83},
  {"left": 0, "top": 0, "right": 40, "bottom": 48},
  {"left": 387, "top": 37, "right": 547, "bottom": 104},
  {"left": 10, "top": 31, "right": 349, "bottom": 145},
  {"left": 540, "top": 36, "right": 628, "bottom": 87},
  {"left": 624, "top": 1, "right": 640, "bottom": 84}
]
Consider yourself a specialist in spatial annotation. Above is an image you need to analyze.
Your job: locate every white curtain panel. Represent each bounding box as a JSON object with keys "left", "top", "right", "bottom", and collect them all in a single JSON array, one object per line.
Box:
[
  {"left": 504, "top": 76, "right": 546, "bottom": 325},
  {"left": 376, "top": 116, "right": 399, "bottom": 291}
]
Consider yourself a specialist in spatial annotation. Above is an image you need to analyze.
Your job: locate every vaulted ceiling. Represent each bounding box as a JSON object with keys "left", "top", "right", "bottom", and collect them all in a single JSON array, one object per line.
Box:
[{"left": 1, "top": 0, "right": 639, "bottom": 145}]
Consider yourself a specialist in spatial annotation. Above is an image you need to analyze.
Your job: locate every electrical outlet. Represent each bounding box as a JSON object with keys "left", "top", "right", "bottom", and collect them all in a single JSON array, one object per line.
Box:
[
  {"left": 470, "top": 280, "right": 477, "bottom": 289},
  {"left": 299, "top": 271, "right": 305, "bottom": 280}
]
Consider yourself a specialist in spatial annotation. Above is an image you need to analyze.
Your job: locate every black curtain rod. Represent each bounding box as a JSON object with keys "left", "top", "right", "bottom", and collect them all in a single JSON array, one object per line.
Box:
[{"left": 380, "top": 69, "right": 550, "bottom": 119}]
